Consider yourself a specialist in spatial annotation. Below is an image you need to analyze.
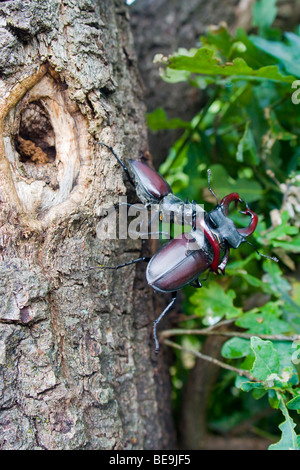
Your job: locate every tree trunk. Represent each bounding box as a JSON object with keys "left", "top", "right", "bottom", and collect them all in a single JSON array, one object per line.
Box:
[{"left": 0, "top": 0, "right": 175, "bottom": 450}]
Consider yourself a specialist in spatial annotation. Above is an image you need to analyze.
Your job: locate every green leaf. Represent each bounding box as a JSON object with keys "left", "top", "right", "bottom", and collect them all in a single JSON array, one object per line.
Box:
[
  {"left": 274, "top": 342, "right": 299, "bottom": 385},
  {"left": 160, "top": 67, "right": 191, "bottom": 84},
  {"left": 262, "top": 261, "right": 300, "bottom": 314},
  {"left": 262, "top": 260, "right": 292, "bottom": 298},
  {"left": 236, "top": 121, "right": 259, "bottom": 164},
  {"left": 189, "top": 282, "right": 243, "bottom": 325},
  {"left": 235, "top": 374, "right": 265, "bottom": 393},
  {"left": 226, "top": 269, "right": 269, "bottom": 291},
  {"left": 261, "top": 211, "right": 299, "bottom": 242},
  {"left": 165, "top": 47, "right": 295, "bottom": 83},
  {"left": 225, "top": 253, "right": 257, "bottom": 271},
  {"left": 221, "top": 337, "right": 251, "bottom": 359},
  {"left": 268, "top": 389, "right": 280, "bottom": 409},
  {"left": 235, "top": 27, "right": 279, "bottom": 68},
  {"left": 292, "top": 282, "right": 300, "bottom": 305},
  {"left": 250, "top": 337, "right": 279, "bottom": 380},
  {"left": 235, "top": 303, "right": 291, "bottom": 335},
  {"left": 269, "top": 398, "right": 300, "bottom": 450},
  {"left": 203, "top": 164, "right": 263, "bottom": 203},
  {"left": 257, "top": 211, "right": 300, "bottom": 263},
  {"left": 272, "top": 236, "right": 300, "bottom": 254},
  {"left": 147, "top": 107, "right": 190, "bottom": 131},
  {"left": 252, "top": 0, "right": 278, "bottom": 34},
  {"left": 202, "top": 25, "right": 234, "bottom": 58},
  {"left": 251, "top": 32, "right": 300, "bottom": 77},
  {"left": 287, "top": 395, "right": 300, "bottom": 411},
  {"left": 266, "top": 109, "right": 297, "bottom": 141}
]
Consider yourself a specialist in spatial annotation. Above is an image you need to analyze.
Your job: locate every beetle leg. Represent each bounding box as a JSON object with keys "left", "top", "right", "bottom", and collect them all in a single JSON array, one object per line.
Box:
[
  {"left": 218, "top": 247, "right": 230, "bottom": 275},
  {"left": 190, "top": 279, "right": 202, "bottom": 288},
  {"left": 153, "top": 292, "right": 177, "bottom": 354},
  {"left": 170, "top": 210, "right": 175, "bottom": 239},
  {"left": 87, "top": 256, "right": 151, "bottom": 271},
  {"left": 192, "top": 200, "right": 197, "bottom": 231},
  {"left": 98, "top": 142, "right": 136, "bottom": 187}
]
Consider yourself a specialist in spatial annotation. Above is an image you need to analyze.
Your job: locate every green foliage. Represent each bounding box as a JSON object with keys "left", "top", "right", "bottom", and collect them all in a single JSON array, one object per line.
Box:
[
  {"left": 164, "top": 47, "right": 294, "bottom": 83},
  {"left": 148, "top": 0, "right": 300, "bottom": 449},
  {"left": 269, "top": 399, "right": 300, "bottom": 450},
  {"left": 251, "top": 33, "right": 300, "bottom": 77},
  {"left": 146, "top": 107, "right": 190, "bottom": 131},
  {"left": 189, "top": 281, "right": 243, "bottom": 324},
  {"left": 251, "top": 337, "right": 280, "bottom": 380},
  {"left": 252, "top": 0, "right": 278, "bottom": 35},
  {"left": 235, "top": 303, "right": 291, "bottom": 335}
]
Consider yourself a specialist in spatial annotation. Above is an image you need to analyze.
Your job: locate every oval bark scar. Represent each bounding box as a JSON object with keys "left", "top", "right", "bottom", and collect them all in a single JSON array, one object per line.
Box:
[
  {"left": 0, "top": 64, "right": 91, "bottom": 226},
  {"left": 0, "top": 65, "right": 48, "bottom": 215}
]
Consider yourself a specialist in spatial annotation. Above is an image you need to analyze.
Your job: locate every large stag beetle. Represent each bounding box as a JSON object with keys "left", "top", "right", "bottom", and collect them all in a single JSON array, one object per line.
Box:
[{"left": 91, "top": 143, "right": 277, "bottom": 353}]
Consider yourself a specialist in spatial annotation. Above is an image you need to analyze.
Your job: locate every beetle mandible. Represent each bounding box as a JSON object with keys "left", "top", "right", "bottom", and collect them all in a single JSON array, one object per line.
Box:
[{"left": 91, "top": 143, "right": 278, "bottom": 353}]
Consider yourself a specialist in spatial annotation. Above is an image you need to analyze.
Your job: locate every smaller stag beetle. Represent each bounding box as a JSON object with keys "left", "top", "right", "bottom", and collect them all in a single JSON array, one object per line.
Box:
[{"left": 90, "top": 143, "right": 278, "bottom": 354}]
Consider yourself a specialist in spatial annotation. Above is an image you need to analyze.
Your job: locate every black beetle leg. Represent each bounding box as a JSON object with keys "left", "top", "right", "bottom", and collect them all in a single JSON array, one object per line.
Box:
[
  {"left": 98, "top": 142, "right": 136, "bottom": 188},
  {"left": 87, "top": 256, "right": 151, "bottom": 271},
  {"left": 192, "top": 200, "right": 197, "bottom": 231},
  {"left": 190, "top": 279, "right": 202, "bottom": 289},
  {"left": 170, "top": 211, "right": 175, "bottom": 239},
  {"left": 153, "top": 292, "right": 177, "bottom": 354},
  {"left": 218, "top": 247, "right": 230, "bottom": 275}
]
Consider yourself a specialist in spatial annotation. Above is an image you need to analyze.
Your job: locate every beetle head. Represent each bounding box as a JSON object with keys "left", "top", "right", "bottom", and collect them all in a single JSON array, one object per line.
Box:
[
  {"left": 207, "top": 193, "right": 258, "bottom": 249},
  {"left": 207, "top": 205, "right": 246, "bottom": 249}
]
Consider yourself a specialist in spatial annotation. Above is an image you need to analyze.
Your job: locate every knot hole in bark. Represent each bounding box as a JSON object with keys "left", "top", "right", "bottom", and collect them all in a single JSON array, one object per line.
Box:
[
  {"left": 17, "top": 101, "right": 56, "bottom": 164},
  {"left": 3, "top": 71, "right": 90, "bottom": 219}
]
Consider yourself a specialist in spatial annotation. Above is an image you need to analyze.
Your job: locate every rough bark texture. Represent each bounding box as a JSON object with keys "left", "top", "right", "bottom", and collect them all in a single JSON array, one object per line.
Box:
[{"left": 0, "top": 0, "right": 175, "bottom": 450}]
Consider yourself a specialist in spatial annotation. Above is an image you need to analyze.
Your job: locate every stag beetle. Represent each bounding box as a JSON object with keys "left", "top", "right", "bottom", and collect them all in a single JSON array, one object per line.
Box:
[{"left": 92, "top": 143, "right": 278, "bottom": 353}]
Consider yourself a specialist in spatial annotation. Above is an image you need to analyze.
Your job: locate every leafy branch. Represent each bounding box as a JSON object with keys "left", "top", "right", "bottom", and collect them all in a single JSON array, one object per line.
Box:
[
  {"left": 162, "top": 338, "right": 260, "bottom": 382},
  {"left": 160, "top": 327, "right": 300, "bottom": 342},
  {"left": 149, "top": 0, "right": 300, "bottom": 450}
]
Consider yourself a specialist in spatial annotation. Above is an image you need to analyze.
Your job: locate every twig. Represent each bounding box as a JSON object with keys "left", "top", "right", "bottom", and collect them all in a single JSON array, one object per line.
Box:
[
  {"left": 160, "top": 328, "right": 300, "bottom": 342},
  {"left": 162, "top": 339, "right": 260, "bottom": 382}
]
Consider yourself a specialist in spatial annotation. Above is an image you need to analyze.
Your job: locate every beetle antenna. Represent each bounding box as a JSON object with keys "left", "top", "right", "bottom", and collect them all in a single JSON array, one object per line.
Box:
[
  {"left": 207, "top": 169, "right": 219, "bottom": 205},
  {"left": 86, "top": 256, "right": 151, "bottom": 271},
  {"left": 245, "top": 240, "right": 279, "bottom": 262}
]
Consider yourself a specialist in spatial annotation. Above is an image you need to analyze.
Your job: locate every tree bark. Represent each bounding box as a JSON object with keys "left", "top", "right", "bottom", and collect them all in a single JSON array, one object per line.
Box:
[{"left": 0, "top": 0, "right": 175, "bottom": 450}]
